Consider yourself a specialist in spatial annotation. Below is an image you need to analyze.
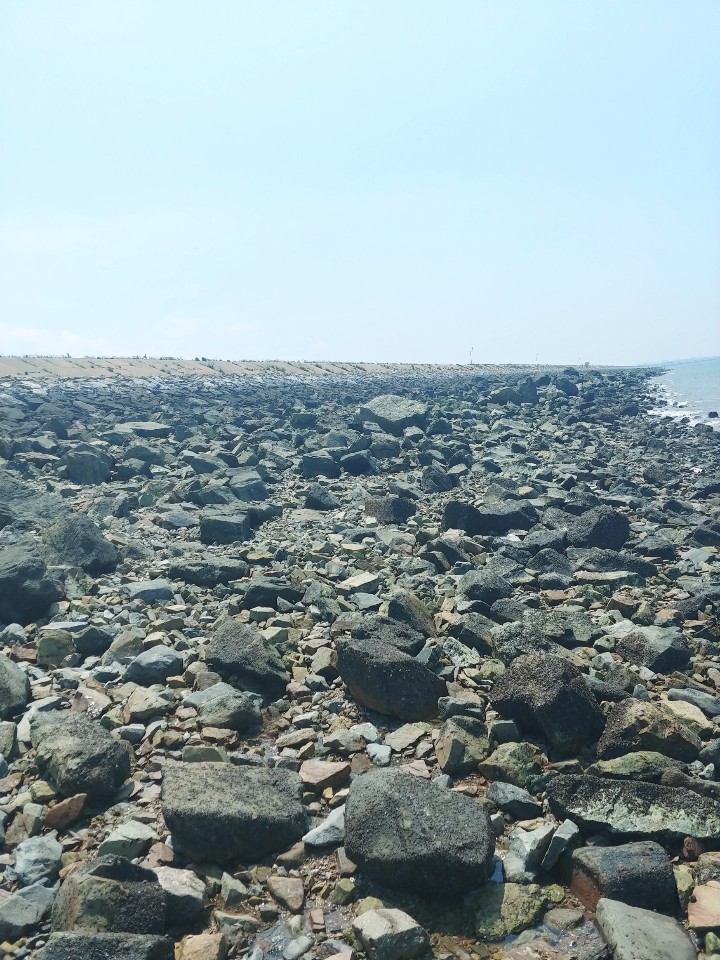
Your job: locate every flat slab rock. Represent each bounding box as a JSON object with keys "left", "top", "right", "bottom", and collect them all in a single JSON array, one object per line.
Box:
[
  {"left": 595, "top": 897, "right": 696, "bottom": 960},
  {"left": 161, "top": 760, "right": 306, "bottom": 862},
  {"left": 547, "top": 774, "right": 720, "bottom": 842},
  {"left": 36, "top": 933, "right": 174, "bottom": 960}
]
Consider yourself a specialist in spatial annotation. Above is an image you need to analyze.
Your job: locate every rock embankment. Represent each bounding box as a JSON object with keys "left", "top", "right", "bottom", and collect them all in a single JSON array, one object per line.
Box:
[{"left": 0, "top": 362, "right": 718, "bottom": 959}]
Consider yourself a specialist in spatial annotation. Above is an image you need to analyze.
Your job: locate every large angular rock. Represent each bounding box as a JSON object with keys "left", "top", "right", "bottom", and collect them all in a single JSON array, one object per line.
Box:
[
  {"left": 570, "top": 841, "right": 677, "bottom": 913},
  {"left": 358, "top": 395, "right": 428, "bottom": 436},
  {"left": 31, "top": 712, "right": 131, "bottom": 799},
  {"left": 435, "top": 716, "right": 491, "bottom": 775},
  {"left": 345, "top": 768, "right": 494, "bottom": 897},
  {"left": 0, "top": 537, "right": 61, "bottom": 625},
  {"left": 203, "top": 619, "right": 289, "bottom": 702},
  {"left": 349, "top": 614, "right": 426, "bottom": 656},
  {"left": 352, "top": 908, "right": 430, "bottom": 960},
  {"left": 458, "top": 569, "right": 513, "bottom": 606},
  {"left": 124, "top": 646, "right": 184, "bottom": 686},
  {"left": 184, "top": 682, "right": 261, "bottom": 731},
  {"left": 51, "top": 855, "right": 165, "bottom": 933},
  {"left": 489, "top": 654, "right": 605, "bottom": 756},
  {"left": 336, "top": 636, "right": 446, "bottom": 721},
  {"left": 161, "top": 761, "right": 306, "bottom": 862},
  {"left": 443, "top": 501, "right": 538, "bottom": 536},
  {"left": 43, "top": 514, "right": 119, "bottom": 574},
  {"left": 64, "top": 449, "right": 112, "bottom": 485},
  {"left": 546, "top": 774, "right": 720, "bottom": 842},
  {"left": 0, "top": 653, "right": 30, "bottom": 719},
  {"left": 241, "top": 577, "right": 303, "bottom": 609},
  {"left": 596, "top": 699, "right": 701, "bottom": 762},
  {"left": 15, "top": 831, "right": 63, "bottom": 886},
  {"left": 0, "top": 881, "right": 57, "bottom": 940},
  {"left": 37, "top": 933, "right": 174, "bottom": 960},
  {"left": 383, "top": 589, "right": 435, "bottom": 638},
  {"left": 595, "top": 898, "right": 696, "bottom": 960},
  {"left": 199, "top": 510, "right": 252, "bottom": 545},
  {"left": 616, "top": 626, "right": 691, "bottom": 673},
  {"left": 566, "top": 506, "right": 630, "bottom": 550}
]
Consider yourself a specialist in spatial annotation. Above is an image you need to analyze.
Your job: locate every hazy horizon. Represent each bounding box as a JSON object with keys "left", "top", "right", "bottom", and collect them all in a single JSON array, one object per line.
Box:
[{"left": 1, "top": 2, "right": 719, "bottom": 365}]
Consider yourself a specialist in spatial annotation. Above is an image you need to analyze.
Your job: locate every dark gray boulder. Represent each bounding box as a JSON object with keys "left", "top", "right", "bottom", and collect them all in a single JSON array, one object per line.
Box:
[
  {"left": 43, "top": 514, "right": 119, "bottom": 574},
  {"left": 459, "top": 569, "right": 513, "bottom": 606},
  {"left": 0, "top": 537, "right": 61, "bottom": 625},
  {"left": 349, "top": 614, "right": 426, "bottom": 656},
  {"left": 31, "top": 712, "right": 131, "bottom": 799},
  {"left": 364, "top": 496, "right": 416, "bottom": 525},
  {"left": 51, "top": 856, "right": 165, "bottom": 934},
  {"left": 199, "top": 510, "right": 252, "bottom": 545},
  {"left": 336, "top": 636, "right": 446, "bottom": 721},
  {"left": 305, "top": 483, "right": 341, "bottom": 511},
  {"left": 489, "top": 653, "right": 605, "bottom": 755},
  {"left": 0, "top": 654, "right": 30, "bottom": 719},
  {"left": 161, "top": 760, "right": 305, "bottom": 862},
  {"left": 616, "top": 626, "right": 691, "bottom": 673},
  {"left": 443, "top": 500, "right": 538, "bottom": 535},
  {"left": 37, "top": 933, "right": 173, "bottom": 960},
  {"left": 242, "top": 577, "right": 303, "bottom": 609},
  {"left": 571, "top": 840, "right": 677, "bottom": 913},
  {"left": 596, "top": 698, "right": 701, "bottom": 762},
  {"left": 63, "top": 449, "right": 112, "bottom": 485},
  {"left": 345, "top": 768, "right": 494, "bottom": 897},
  {"left": 203, "top": 619, "right": 289, "bottom": 702},
  {"left": 566, "top": 506, "right": 630, "bottom": 551},
  {"left": 184, "top": 682, "right": 261, "bottom": 731},
  {"left": 124, "top": 646, "right": 184, "bottom": 686}
]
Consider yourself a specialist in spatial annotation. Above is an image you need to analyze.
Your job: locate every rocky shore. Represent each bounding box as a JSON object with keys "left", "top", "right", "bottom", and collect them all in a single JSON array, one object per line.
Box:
[{"left": 0, "top": 361, "right": 719, "bottom": 960}]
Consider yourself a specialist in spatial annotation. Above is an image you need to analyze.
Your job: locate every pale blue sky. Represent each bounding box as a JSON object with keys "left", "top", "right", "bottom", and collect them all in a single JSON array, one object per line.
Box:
[{"left": 1, "top": 2, "right": 718, "bottom": 364}]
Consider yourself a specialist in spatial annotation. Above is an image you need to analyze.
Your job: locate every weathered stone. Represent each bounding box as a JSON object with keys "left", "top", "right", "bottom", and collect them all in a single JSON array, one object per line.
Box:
[
  {"left": 184, "top": 682, "right": 261, "bottom": 731},
  {"left": 352, "top": 908, "right": 429, "bottom": 960},
  {"left": 595, "top": 897, "right": 696, "bottom": 960},
  {"left": 0, "top": 881, "right": 57, "bottom": 940},
  {"left": 14, "top": 831, "right": 63, "bottom": 886},
  {"left": 345, "top": 768, "right": 494, "bottom": 897},
  {"left": 468, "top": 883, "right": 546, "bottom": 940},
  {"left": 0, "top": 653, "right": 30, "bottom": 719},
  {"left": 0, "top": 537, "right": 61, "bottom": 625},
  {"left": 571, "top": 841, "right": 677, "bottom": 913},
  {"left": 337, "top": 636, "right": 446, "bottom": 721},
  {"left": 204, "top": 619, "right": 289, "bottom": 702},
  {"left": 435, "top": 716, "right": 491, "bottom": 775},
  {"left": 43, "top": 514, "right": 119, "bottom": 574},
  {"left": 490, "top": 654, "right": 605, "bottom": 756},
  {"left": 547, "top": 774, "right": 720, "bottom": 842},
  {"left": 161, "top": 761, "right": 306, "bottom": 862},
  {"left": 36, "top": 933, "right": 174, "bottom": 960},
  {"left": 51, "top": 855, "right": 166, "bottom": 934},
  {"left": 359, "top": 395, "right": 428, "bottom": 436},
  {"left": 31, "top": 712, "right": 131, "bottom": 799},
  {"left": 596, "top": 699, "right": 701, "bottom": 762}
]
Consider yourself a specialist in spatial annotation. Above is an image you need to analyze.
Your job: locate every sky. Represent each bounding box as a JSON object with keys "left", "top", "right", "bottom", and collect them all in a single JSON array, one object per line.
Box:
[{"left": 1, "top": 2, "right": 719, "bottom": 365}]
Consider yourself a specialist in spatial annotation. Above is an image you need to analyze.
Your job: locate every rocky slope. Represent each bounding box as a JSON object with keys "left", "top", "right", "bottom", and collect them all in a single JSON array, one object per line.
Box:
[{"left": 0, "top": 363, "right": 719, "bottom": 960}]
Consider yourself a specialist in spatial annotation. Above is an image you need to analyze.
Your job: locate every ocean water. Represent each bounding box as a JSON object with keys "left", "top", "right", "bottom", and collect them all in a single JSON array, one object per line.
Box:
[{"left": 649, "top": 357, "right": 720, "bottom": 429}]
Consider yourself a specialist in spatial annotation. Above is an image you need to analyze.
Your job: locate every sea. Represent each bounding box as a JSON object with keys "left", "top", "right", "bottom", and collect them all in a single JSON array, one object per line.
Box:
[{"left": 649, "top": 356, "right": 720, "bottom": 430}]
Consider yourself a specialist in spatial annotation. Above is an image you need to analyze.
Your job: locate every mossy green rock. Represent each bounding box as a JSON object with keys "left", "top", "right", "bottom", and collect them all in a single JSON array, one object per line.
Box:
[
  {"left": 478, "top": 742, "right": 543, "bottom": 788},
  {"left": 586, "top": 751, "right": 682, "bottom": 782},
  {"left": 468, "top": 882, "right": 545, "bottom": 940}
]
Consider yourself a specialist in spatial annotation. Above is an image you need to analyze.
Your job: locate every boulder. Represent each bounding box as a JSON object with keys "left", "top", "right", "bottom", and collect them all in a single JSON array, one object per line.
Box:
[
  {"left": 489, "top": 654, "right": 605, "bottom": 755},
  {"left": 199, "top": 511, "right": 252, "bottom": 545},
  {"left": 43, "top": 514, "right": 119, "bottom": 574},
  {"left": 352, "top": 908, "right": 430, "bottom": 960},
  {"left": 435, "top": 716, "right": 491, "bottom": 776},
  {"left": 616, "top": 626, "right": 691, "bottom": 673},
  {"left": 51, "top": 855, "right": 165, "bottom": 933},
  {"left": 570, "top": 840, "right": 677, "bottom": 913},
  {"left": 0, "top": 654, "right": 30, "bottom": 719},
  {"left": 0, "top": 537, "right": 61, "bottom": 625},
  {"left": 358, "top": 395, "right": 428, "bottom": 435},
  {"left": 64, "top": 449, "right": 112, "bottom": 485},
  {"left": 345, "top": 768, "right": 494, "bottom": 897},
  {"left": 596, "top": 699, "right": 701, "bottom": 762},
  {"left": 458, "top": 569, "right": 513, "bottom": 606},
  {"left": 124, "top": 646, "right": 184, "bottom": 686},
  {"left": 336, "top": 636, "right": 446, "bottom": 721},
  {"left": 161, "top": 761, "right": 306, "bottom": 862},
  {"left": 546, "top": 774, "right": 720, "bottom": 843},
  {"left": 566, "top": 506, "right": 630, "bottom": 551},
  {"left": 203, "top": 619, "right": 289, "bottom": 702},
  {"left": 14, "top": 832, "right": 63, "bottom": 886},
  {"left": 31, "top": 712, "right": 131, "bottom": 799},
  {"left": 443, "top": 501, "right": 538, "bottom": 536},
  {"left": 349, "top": 615, "right": 426, "bottom": 656},
  {"left": 595, "top": 898, "right": 696, "bottom": 960},
  {"left": 0, "top": 881, "right": 56, "bottom": 940},
  {"left": 37, "top": 934, "right": 174, "bottom": 960},
  {"left": 184, "top": 682, "right": 261, "bottom": 731}
]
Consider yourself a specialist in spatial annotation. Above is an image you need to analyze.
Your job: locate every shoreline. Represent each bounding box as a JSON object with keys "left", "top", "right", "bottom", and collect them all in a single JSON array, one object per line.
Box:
[{"left": 0, "top": 363, "right": 718, "bottom": 958}]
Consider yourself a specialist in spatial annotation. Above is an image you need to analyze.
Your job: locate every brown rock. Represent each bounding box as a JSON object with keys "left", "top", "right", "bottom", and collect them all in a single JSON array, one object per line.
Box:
[
  {"left": 176, "top": 933, "right": 228, "bottom": 960},
  {"left": 688, "top": 881, "right": 720, "bottom": 931},
  {"left": 300, "top": 759, "right": 351, "bottom": 791},
  {"left": 266, "top": 875, "right": 305, "bottom": 912},
  {"left": 44, "top": 793, "right": 86, "bottom": 830}
]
